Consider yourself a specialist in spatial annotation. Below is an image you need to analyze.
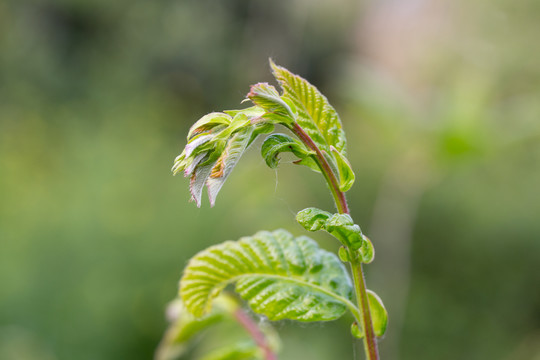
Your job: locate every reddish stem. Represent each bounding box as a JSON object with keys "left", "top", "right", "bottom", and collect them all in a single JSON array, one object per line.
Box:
[
  {"left": 291, "top": 122, "right": 379, "bottom": 360},
  {"left": 234, "top": 309, "right": 277, "bottom": 360}
]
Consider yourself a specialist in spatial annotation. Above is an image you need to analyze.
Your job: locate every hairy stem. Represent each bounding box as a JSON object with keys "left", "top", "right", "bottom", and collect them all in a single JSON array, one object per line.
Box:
[
  {"left": 234, "top": 308, "right": 277, "bottom": 360},
  {"left": 291, "top": 123, "right": 379, "bottom": 360},
  {"left": 350, "top": 256, "right": 380, "bottom": 360}
]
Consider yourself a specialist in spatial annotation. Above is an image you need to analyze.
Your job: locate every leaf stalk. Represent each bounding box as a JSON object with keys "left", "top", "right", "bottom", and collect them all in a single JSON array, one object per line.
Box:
[{"left": 233, "top": 308, "right": 277, "bottom": 360}]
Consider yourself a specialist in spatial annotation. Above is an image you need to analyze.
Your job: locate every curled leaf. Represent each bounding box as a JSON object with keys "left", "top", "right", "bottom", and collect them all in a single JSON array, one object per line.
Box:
[
  {"left": 359, "top": 235, "right": 375, "bottom": 264},
  {"left": 338, "top": 246, "right": 350, "bottom": 263},
  {"left": 260, "top": 133, "right": 313, "bottom": 169},
  {"left": 296, "top": 208, "right": 368, "bottom": 251},
  {"left": 296, "top": 207, "right": 332, "bottom": 232},
  {"left": 247, "top": 83, "right": 294, "bottom": 122},
  {"left": 180, "top": 229, "right": 353, "bottom": 322},
  {"left": 330, "top": 145, "right": 355, "bottom": 192},
  {"left": 325, "top": 214, "right": 363, "bottom": 250},
  {"left": 173, "top": 108, "right": 271, "bottom": 207},
  {"left": 187, "top": 113, "right": 232, "bottom": 141}
]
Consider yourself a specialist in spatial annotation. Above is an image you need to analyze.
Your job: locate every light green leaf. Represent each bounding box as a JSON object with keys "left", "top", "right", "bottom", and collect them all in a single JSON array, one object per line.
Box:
[
  {"left": 349, "top": 291, "right": 388, "bottom": 339},
  {"left": 246, "top": 83, "right": 295, "bottom": 124},
  {"left": 338, "top": 246, "right": 350, "bottom": 263},
  {"left": 173, "top": 107, "right": 274, "bottom": 207},
  {"left": 330, "top": 145, "right": 355, "bottom": 192},
  {"left": 296, "top": 207, "right": 332, "bottom": 232},
  {"left": 180, "top": 229, "right": 353, "bottom": 322},
  {"left": 359, "top": 235, "right": 374, "bottom": 264},
  {"left": 367, "top": 290, "right": 388, "bottom": 337},
  {"left": 351, "top": 322, "right": 363, "bottom": 339},
  {"left": 296, "top": 208, "right": 366, "bottom": 250},
  {"left": 198, "top": 341, "right": 260, "bottom": 360},
  {"left": 325, "top": 214, "right": 363, "bottom": 250},
  {"left": 206, "top": 127, "right": 254, "bottom": 207},
  {"left": 188, "top": 113, "right": 232, "bottom": 141},
  {"left": 155, "top": 296, "right": 236, "bottom": 360},
  {"left": 260, "top": 134, "right": 313, "bottom": 169},
  {"left": 270, "top": 60, "right": 346, "bottom": 154}
]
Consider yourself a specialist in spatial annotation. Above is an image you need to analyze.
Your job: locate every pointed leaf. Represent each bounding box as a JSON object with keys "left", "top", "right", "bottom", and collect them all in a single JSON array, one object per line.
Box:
[
  {"left": 246, "top": 83, "right": 294, "bottom": 124},
  {"left": 174, "top": 107, "right": 275, "bottom": 207},
  {"left": 180, "top": 229, "right": 353, "bottom": 322},
  {"left": 260, "top": 133, "right": 313, "bottom": 169},
  {"left": 330, "top": 145, "right": 355, "bottom": 192},
  {"left": 270, "top": 60, "right": 346, "bottom": 154},
  {"left": 367, "top": 290, "right": 388, "bottom": 337},
  {"left": 348, "top": 291, "right": 388, "bottom": 339},
  {"left": 206, "top": 127, "right": 254, "bottom": 207}
]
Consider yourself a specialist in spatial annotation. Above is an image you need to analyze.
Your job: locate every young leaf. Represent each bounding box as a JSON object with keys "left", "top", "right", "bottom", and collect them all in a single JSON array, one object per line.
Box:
[
  {"left": 359, "top": 235, "right": 375, "bottom": 264},
  {"left": 155, "top": 296, "right": 233, "bottom": 360},
  {"left": 180, "top": 229, "right": 353, "bottom": 322},
  {"left": 296, "top": 208, "right": 366, "bottom": 250},
  {"left": 330, "top": 145, "right": 355, "bottom": 192},
  {"left": 198, "top": 341, "right": 261, "bottom": 360},
  {"left": 325, "top": 214, "right": 364, "bottom": 250},
  {"left": 187, "top": 113, "right": 232, "bottom": 141},
  {"left": 349, "top": 291, "right": 388, "bottom": 339},
  {"left": 173, "top": 107, "right": 271, "bottom": 207},
  {"left": 246, "top": 83, "right": 295, "bottom": 124},
  {"left": 296, "top": 207, "right": 332, "bottom": 232},
  {"left": 206, "top": 127, "right": 254, "bottom": 207},
  {"left": 367, "top": 290, "right": 388, "bottom": 337},
  {"left": 270, "top": 60, "right": 347, "bottom": 154},
  {"left": 260, "top": 133, "right": 314, "bottom": 169}
]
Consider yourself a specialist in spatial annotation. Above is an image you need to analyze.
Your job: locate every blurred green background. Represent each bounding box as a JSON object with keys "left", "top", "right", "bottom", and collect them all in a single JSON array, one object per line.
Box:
[{"left": 1, "top": 0, "right": 539, "bottom": 359}]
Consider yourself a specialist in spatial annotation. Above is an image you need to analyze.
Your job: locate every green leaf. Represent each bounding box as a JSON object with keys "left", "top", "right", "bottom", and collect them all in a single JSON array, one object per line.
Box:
[
  {"left": 296, "top": 208, "right": 366, "bottom": 250},
  {"left": 330, "top": 145, "right": 355, "bottom": 192},
  {"left": 367, "top": 290, "right": 388, "bottom": 337},
  {"left": 325, "top": 214, "right": 364, "bottom": 250},
  {"left": 260, "top": 134, "right": 313, "bottom": 169},
  {"left": 270, "top": 60, "right": 346, "bottom": 154},
  {"left": 173, "top": 107, "right": 274, "bottom": 207},
  {"left": 349, "top": 291, "right": 388, "bottom": 339},
  {"left": 180, "top": 229, "right": 353, "bottom": 322},
  {"left": 205, "top": 127, "right": 254, "bottom": 207},
  {"left": 338, "top": 246, "right": 350, "bottom": 263},
  {"left": 155, "top": 296, "right": 235, "bottom": 360},
  {"left": 296, "top": 207, "right": 332, "bottom": 232},
  {"left": 187, "top": 113, "right": 232, "bottom": 141},
  {"left": 351, "top": 322, "right": 362, "bottom": 339},
  {"left": 198, "top": 341, "right": 260, "bottom": 360},
  {"left": 359, "top": 235, "right": 375, "bottom": 264},
  {"left": 246, "top": 83, "right": 295, "bottom": 124}
]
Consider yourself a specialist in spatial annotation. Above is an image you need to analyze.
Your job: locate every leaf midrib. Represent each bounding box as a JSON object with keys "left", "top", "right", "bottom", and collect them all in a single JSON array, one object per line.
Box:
[{"left": 221, "top": 271, "right": 359, "bottom": 319}]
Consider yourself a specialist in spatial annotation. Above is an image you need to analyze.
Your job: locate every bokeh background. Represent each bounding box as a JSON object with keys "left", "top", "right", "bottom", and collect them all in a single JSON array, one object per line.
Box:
[{"left": 1, "top": 0, "right": 539, "bottom": 359}]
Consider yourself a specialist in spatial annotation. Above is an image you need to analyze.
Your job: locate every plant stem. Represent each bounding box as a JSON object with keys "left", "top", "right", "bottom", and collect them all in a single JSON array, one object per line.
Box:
[
  {"left": 234, "top": 308, "right": 277, "bottom": 360},
  {"left": 291, "top": 124, "right": 349, "bottom": 214},
  {"left": 350, "top": 257, "right": 380, "bottom": 360},
  {"left": 291, "top": 123, "right": 379, "bottom": 360}
]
